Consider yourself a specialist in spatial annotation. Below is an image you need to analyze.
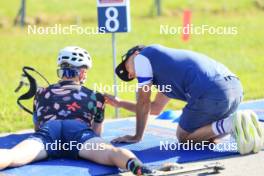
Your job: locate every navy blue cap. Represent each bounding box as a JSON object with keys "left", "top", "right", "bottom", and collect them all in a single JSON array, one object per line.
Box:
[{"left": 115, "top": 45, "right": 145, "bottom": 82}]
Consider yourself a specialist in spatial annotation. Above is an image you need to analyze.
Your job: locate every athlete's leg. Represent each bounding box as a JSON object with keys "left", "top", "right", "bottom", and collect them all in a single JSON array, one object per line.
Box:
[
  {"left": 63, "top": 119, "right": 138, "bottom": 168},
  {"left": 0, "top": 120, "right": 64, "bottom": 170},
  {"left": 79, "top": 137, "right": 137, "bottom": 168},
  {"left": 0, "top": 149, "right": 13, "bottom": 170},
  {"left": 62, "top": 120, "right": 152, "bottom": 175},
  {"left": 79, "top": 137, "right": 152, "bottom": 175},
  {"left": 0, "top": 139, "right": 47, "bottom": 170}
]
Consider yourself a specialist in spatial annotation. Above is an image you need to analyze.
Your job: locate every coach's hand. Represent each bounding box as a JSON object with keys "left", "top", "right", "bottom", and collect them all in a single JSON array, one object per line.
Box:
[
  {"left": 104, "top": 94, "right": 121, "bottom": 108},
  {"left": 111, "top": 135, "right": 141, "bottom": 143}
]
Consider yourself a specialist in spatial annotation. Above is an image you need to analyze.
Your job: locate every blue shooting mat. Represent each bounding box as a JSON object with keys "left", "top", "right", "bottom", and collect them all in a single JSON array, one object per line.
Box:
[
  {"left": 0, "top": 120, "right": 237, "bottom": 176},
  {"left": 1, "top": 99, "right": 263, "bottom": 176}
]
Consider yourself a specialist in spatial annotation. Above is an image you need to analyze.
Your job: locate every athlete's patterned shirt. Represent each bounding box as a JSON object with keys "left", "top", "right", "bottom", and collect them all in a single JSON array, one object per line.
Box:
[{"left": 33, "top": 80, "right": 105, "bottom": 128}]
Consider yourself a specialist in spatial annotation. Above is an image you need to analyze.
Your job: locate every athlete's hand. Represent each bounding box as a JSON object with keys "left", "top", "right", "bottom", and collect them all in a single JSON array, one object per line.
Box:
[
  {"left": 104, "top": 94, "right": 121, "bottom": 108},
  {"left": 111, "top": 135, "right": 142, "bottom": 143}
]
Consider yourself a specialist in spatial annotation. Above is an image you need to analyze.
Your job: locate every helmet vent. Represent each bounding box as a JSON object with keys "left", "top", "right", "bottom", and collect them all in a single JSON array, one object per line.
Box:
[
  {"left": 72, "top": 53, "right": 77, "bottom": 56},
  {"left": 78, "top": 59, "right": 83, "bottom": 62},
  {"left": 62, "top": 56, "right": 69, "bottom": 59},
  {"left": 71, "top": 57, "right": 77, "bottom": 61},
  {"left": 79, "top": 53, "right": 84, "bottom": 57}
]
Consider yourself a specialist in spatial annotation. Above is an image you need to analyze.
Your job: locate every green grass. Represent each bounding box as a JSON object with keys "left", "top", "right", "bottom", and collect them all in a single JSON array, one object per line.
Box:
[{"left": 0, "top": 0, "right": 264, "bottom": 132}]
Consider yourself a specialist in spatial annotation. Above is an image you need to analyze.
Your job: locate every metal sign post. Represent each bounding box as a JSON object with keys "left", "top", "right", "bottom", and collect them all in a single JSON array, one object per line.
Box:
[
  {"left": 111, "top": 33, "right": 118, "bottom": 118},
  {"left": 97, "top": 0, "right": 131, "bottom": 118}
]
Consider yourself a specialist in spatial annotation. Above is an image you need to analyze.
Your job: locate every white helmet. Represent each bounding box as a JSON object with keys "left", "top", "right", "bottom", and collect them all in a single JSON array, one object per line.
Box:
[{"left": 57, "top": 46, "right": 92, "bottom": 69}]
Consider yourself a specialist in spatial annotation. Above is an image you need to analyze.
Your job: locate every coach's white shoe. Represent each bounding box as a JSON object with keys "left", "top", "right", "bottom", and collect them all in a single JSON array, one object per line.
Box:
[
  {"left": 232, "top": 110, "right": 254, "bottom": 154},
  {"left": 247, "top": 110, "right": 264, "bottom": 153},
  {"left": 232, "top": 110, "right": 264, "bottom": 155}
]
